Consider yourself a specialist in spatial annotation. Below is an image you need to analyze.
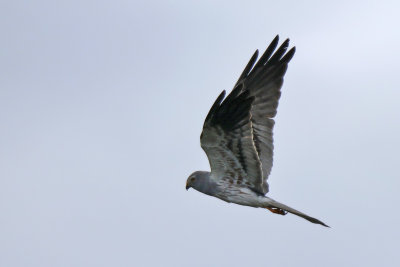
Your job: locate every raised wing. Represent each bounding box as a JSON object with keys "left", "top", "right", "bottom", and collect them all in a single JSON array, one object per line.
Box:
[
  {"left": 201, "top": 36, "right": 295, "bottom": 195},
  {"left": 237, "top": 36, "right": 295, "bottom": 194},
  {"left": 201, "top": 86, "right": 262, "bottom": 191}
]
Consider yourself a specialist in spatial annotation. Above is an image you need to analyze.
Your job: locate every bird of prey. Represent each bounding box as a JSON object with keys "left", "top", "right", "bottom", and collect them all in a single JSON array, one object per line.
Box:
[{"left": 186, "top": 36, "right": 328, "bottom": 227}]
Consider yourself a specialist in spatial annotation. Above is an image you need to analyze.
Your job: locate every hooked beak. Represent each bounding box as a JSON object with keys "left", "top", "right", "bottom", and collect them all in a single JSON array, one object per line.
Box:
[{"left": 186, "top": 182, "right": 191, "bottom": 191}]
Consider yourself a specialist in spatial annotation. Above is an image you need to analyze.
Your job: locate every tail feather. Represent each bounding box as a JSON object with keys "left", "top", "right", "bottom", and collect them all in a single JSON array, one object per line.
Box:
[{"left": 266, "top": 199, "right": 329, "bottom": 227}]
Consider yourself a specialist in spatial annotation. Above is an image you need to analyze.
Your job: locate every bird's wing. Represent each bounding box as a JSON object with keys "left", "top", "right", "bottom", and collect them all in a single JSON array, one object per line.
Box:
[
  {"left": 201, "top": 87, "right": 262, "bottom": 190},
  {"left": 201, "top": 36, "right": 295, "bottom": 195},
  {"left": 236, "top": 35, "right": 295, "bottom": 194}
]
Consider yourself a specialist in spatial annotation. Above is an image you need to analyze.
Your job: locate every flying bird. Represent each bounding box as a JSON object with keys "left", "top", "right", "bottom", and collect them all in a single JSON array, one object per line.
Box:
[{"left": 186, "top": 36, "right": 328, "bottom": 227}]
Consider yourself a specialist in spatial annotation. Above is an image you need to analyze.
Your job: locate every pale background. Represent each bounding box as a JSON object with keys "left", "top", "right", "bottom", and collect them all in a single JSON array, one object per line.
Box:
[{"left": 1, "top": 1, "right": 399, "bottom": 266}]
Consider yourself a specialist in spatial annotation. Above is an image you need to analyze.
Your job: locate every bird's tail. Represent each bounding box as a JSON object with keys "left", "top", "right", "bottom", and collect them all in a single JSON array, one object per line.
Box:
[{"left": 263, "top": 198, "right": 329, "bottom": 227}]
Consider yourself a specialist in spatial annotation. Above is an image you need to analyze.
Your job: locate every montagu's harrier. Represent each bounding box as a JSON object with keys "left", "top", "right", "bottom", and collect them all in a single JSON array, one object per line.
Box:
[{"left": 186, "top": 36, "right": 328, "bottom": 227}]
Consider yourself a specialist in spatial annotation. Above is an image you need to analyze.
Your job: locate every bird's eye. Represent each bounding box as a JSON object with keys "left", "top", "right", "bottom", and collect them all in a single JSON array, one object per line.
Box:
[{"left": 191, "top": 177, "right": 195, "bottom": 182}]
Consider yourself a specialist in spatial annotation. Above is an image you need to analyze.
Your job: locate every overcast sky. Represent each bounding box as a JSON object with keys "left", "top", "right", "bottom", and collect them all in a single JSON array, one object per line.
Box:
[{"left": 1, "top": 1, "right": 399, "bottom": 266}]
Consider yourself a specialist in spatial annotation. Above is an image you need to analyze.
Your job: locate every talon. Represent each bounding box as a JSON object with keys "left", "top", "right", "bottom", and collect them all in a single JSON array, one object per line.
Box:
[{"left": 267, "top": 207, "right": 287, "bottom": 215}]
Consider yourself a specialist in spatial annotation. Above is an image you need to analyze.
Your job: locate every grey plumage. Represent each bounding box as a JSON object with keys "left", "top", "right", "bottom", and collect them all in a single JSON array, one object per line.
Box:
[{"left": 186, "top": 36, "right": 328, "bottom": 227}]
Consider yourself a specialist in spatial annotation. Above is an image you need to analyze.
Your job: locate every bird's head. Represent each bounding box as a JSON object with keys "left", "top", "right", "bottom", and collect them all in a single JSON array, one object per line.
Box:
[
  {"left": 186, "top": 171, "right": 209, "bottom": 191},
  {"left": 186, "top": 172, "right": 198, "bottom": 190}
]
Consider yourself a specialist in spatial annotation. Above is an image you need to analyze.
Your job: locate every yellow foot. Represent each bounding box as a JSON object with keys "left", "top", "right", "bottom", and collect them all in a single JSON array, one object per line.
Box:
[{"left": 267, "top": 207, "right": 287, "bottom": 215}]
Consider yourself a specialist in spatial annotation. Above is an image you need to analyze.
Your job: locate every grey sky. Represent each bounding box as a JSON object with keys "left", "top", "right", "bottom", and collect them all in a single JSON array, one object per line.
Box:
[{"left": 1, "top": 0, "right": 399, "bottom": 266}]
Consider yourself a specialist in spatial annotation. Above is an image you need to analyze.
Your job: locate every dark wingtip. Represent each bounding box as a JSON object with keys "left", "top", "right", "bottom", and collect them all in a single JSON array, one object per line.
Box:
[
  {"left": 281, "top": 46, "right": 296, "bottom": 63},
  {"left": 270, "top": 35, "right": 280, "bottom": 50},
  {"left": 282, "top": 38, "right": 290, "bottom": 49},
  {"left": 235, "top": 49, "right": 259, "bottom": 84},
  {"left": 249, "top": 49, "right": 259, "bottom": 66},
  {"left": 205, "top": 90, "right": 226, "bottom": 122},
  {"left": 250, "top": 49, "right": 259, "bottom": 62}
]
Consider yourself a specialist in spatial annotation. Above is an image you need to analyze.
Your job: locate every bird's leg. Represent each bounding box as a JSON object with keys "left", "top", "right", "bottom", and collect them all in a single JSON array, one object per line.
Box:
[{"left": 267, "top": 207, "right": 287, "bottom": 215}]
